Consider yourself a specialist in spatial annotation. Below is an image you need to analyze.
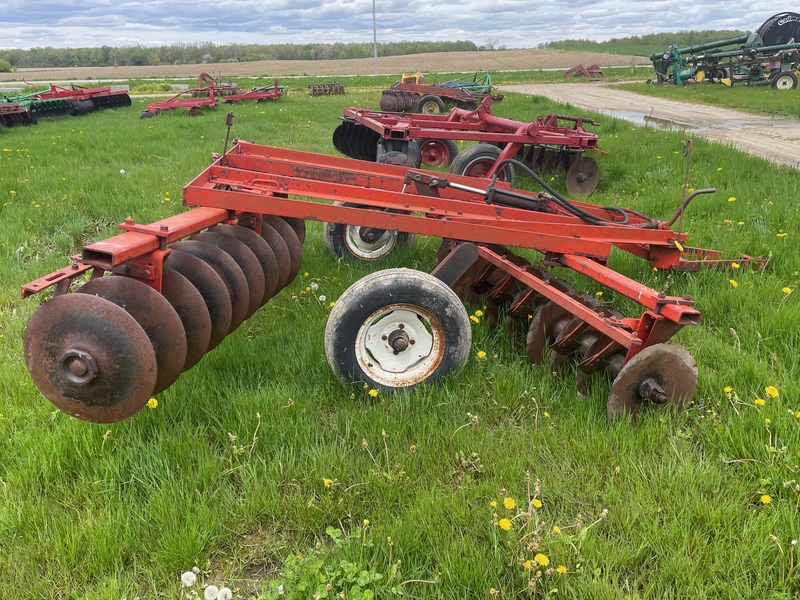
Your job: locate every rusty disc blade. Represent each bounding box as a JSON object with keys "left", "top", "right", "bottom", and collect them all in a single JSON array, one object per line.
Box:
[
  {"left": 259, "top": 222, "right": 292, "bottom": 291},
  {"left": 160, "top": 267, "right": 212, "bottom": 371},
  {"left": 77, "top": 276, "right": 187, "bottom": 395},
  {"left": 209, "top": 223, "right": 279, "bottom": 305},
  {"left": 165, "top": 249, "right": 232, "bottom": 351},
  {"left": 24, "top": 294, "right": 157, "bottom": 423},
  {"left": 263, "top": 215, "right": 302, "bottom": 283},
  {"left": 282, "top": 216, "right": 307, "bottom": 245},
  {"left": 190, "top": 231, "right": 265, "bottom": 319},
  {"left": 526, "top": 301, "right": 571, "bottom": 365},
  {"left": 566, "top": 156, "right": 600, "bottom": 197},
  {"left": 607, "top": 343, "right": 698, "bottom": 423},
  {"left": 170, "top": 240, "right": 249, "bottom": 334}
]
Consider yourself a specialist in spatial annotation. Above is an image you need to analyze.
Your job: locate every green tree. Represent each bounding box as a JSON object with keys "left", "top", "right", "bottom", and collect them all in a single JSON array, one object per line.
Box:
[{"left": 0, "top": 58, "right": 11, "bottom": 72}]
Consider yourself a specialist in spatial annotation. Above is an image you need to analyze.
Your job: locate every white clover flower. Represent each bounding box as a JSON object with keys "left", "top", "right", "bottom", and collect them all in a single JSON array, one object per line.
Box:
[
  {"left": 217, "top": 588, "right": 233, "bottom": 600},
  {"left": 181, "top": 571, "right": 198, "bottom": 587},
  {"left": 204, "top": 585, "right": 219, "bottom": 600}
]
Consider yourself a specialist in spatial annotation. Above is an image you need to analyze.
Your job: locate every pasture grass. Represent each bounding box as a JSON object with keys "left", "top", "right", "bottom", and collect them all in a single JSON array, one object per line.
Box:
[{"left": 0, "top": 81, "right": 799, "bottom": 599}]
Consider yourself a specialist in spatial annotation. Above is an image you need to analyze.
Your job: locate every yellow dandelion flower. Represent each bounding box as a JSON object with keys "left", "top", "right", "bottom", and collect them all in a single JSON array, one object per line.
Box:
[
  {"left": 498, "top": 518, "right": 512, "bottom": 531},
  {"left": 731, "top": 262, "right": 740, "bottom": 269},
  {"left": 765, "top": 386, "right": 779, "bottom": 398},
  {"left": 532, "top": 498, "right": 543, "bottom": 509},
  {"left": 368, "top": 389, "right": 379, "bottom": 397},
  {"left": 490, "top": 500, "right": 497, "bottom": 508},
  {"left": 363, "top": 519, "right": 370, "bottom": 527},
  {"left": 729, "top": 279, "right": 738, "bottom": 288},
  {"left": 305, "top": 286, "right": 311, "bottom": 292},
  {"left": 754, "top": 398, "right": 766, "bottom": 406},
  {"left": 765, "top": 419, "right": 771, "bottom": 425},
  {"left": 329, "top": 301, "right": 335, "bottom": 308},
  {"left": 470, "top": 315, "right": 480, "bottom": 323},
  {"left": 323, "top": 478, "right": 334, "bottom": 488},
  {"left": 656, "top": 155, "right": 661, "bottom": 159},
  {"left": 760, "top": 494, "right": 772, "bottom": 505},
  {"left": 489, "top": 589, "right": 498, "bottom": 597},
  {"left": 723, "top": 386, "right": 733, "bottom": 393},
  {"left": 104, "top": 429, "right": 112, "bottom": 436},
  {"left": 782, "top": 287, "right": 792, "bottom": 294},
  {"left": 795, "top": 411, "right": 800, "bottom": 419},
  {"left": 477, "top": 350, "right": 487, "bottom": 359},
  {"left": 523, "top": 559, "right": 532, "bottom": 570},
  {"left": 727, "top": 196, "right": 736, "bottom": 202},
  {"left": 304, "top": 271, "right": 309, "bottom": 277},
  {"left": 556, "top": 565, "right": 567, "bottom": 575},
  {"left": 503, "top": 497, "right": 516, "bottom": 510},
  {"left": 717, "top": 167, "right": 723, "bottom": 171},
  {"left": 474, "top": 310, "right": 484, "bottom": 317},
  {"left": 147, "top": 398, "right": 158, "bottom": 409},
  {"left": 534, "top": 553, "right": 549, "bottom": 566},
  {"left": 552, "top": 525, "right": 560, "bottom": 534},
  {"left": 777, "top": 233, "right": 788, "bottom": 237}
]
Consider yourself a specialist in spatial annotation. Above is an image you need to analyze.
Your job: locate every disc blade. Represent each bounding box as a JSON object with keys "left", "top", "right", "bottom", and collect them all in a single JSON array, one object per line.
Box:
[
  {"left": 607, "top": 344, "right": 698, "bottom": 423},
  {"left": 77, "top": 276, "right": 187, "bottom": 395},
  {"left": 165, "top": 249, "right": 232, "bottom": 351},
  {"left": 526, "top": 301, "right": 570, "bottom": 365},
  {"left": 208, "top": 223, "right": 279, "bottom": 305},
  {"left": 259, "top": 222, "right": 292, "bottom": 291},
  {"left": 190, "top": 231, "right": 265, "bottom": 319},
  {"left": 263, "top": 215, "right": 302, "bottom": 283},
  {"left": 24, "top": 293, "right": 157, "bottom": 423},
  {"left": 566, "top": 156, "right": 600, "bottom": 197},
  {"left": 170, "top": 240, "right": 249, "bottom": 334},
  {"left": 160, "top": 266, "right": 212, "bottom": 371}
]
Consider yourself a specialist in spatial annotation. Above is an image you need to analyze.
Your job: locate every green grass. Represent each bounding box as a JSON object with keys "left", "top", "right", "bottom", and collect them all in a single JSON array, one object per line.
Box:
[{"left": 1, "top": 81, "right": 799, "bottom": 599}]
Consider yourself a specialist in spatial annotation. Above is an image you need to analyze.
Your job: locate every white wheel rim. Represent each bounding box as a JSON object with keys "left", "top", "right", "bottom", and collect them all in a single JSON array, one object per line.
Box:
[
  {"left": 344, "top": 225, "right": 397, "bottom": 260},
  {"left": 355, "top": 304, "right": 444, "bottom": 387},
  {"left": 777, "top": 76, "right": 792, "bottom": 89}
]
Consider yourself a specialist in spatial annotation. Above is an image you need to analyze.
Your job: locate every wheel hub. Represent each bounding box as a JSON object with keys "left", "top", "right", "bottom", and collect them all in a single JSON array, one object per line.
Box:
[{"left": 60, "top": 349, "right": 98, "bottom": 385}]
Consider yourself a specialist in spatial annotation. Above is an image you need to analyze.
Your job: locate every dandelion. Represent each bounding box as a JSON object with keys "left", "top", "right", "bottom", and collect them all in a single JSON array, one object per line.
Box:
[
  {"left": 503, "top": 497, "right": 516, "bottom": 510},
  {"left": 595, "top": 291, "right": 603, "bottom": 297},
  {"left": 795, "top": 411, "right": 800, "bottom": 419},
  {"left": 474, "top": 310, "right": 484, "bottom": 317},
  {"left": 329, "top": 301, "right": 335, "bottom": 308},
  {"left": 305, "top": 286, "right": 311, "bottom": 292},
  {"left": 556, "top": 565, "right": 567, "bottom": 575},
  {"left": 729, "top": 279, "right": 738, "bottom": 288},
  {"left": 304, "top": 271, "right": 309, "bottom": 277},
  {"left": 765, "top": 418, "right": 771, "bottom": 425},
  {"left": 119, "top": 169, "right": 125, "bottom": 174},
  {"left": 534, "top": 553, "right": 549, "bottom": 566},
  {"left": 318, "top": 295, "right": 326, "bottom": 302},
  {"left": 368, "top": 389, "right": 379, "bottom": 397},
  {"left": 204, "top": 585, "right": 219, "bottom": 600},
  {"left": 498, "top": 518, "right": 512, "bottom": 531},
  {"left": 523, "top": 559, "right": 532, "bottom": 570},
  {"left": 181, "top": 571, "right": 197, "bottom": 587},
  {"left": 727, "top": 196, "right": 736, "bottom": 202},
  {"left": 310, "top": 282, "right": 318, "bottom": 291},
  {"left": 470, "top": 315, "right": 480, "bottom": 323},
  {"left": 782, "top": 287, "right": 792, "bottom": 294},
  {"left": 755, "top": 398, "right": 766, "bottom": 406},
  {"left": 765, "top": 386, "right": 779, "bottom": 398},
  {"left": 363, "top": 519, "right": 370, "bottom": 527},
  {"left": 532, "top": 498, "right": 543, "bottom": 509},
  {"left": 656, "top": 155, "right": 661, "bottom": 159},
  {"left": 217, "top": 589, "right": 233, "bottom": 600},
  {"left": 777, "top": 233, "right": 788, "bottom": 238},
  {"left": 760, "top": 494, "right": 772, "bottom": 505},
  {"left": 147, "top": 397, "right": 158, "bottom": 409},
  {"left": 9, "top": 190, "right": 15, "bottom": 195},
  {"left": 552, "top": 525, "right": 560, "bottom": 534},
  {"left": 489, "top": 589, "right": 499, "bottom": 597},
  {"left": 723, "top": 386, "right": 733, "bottom": 393},
  {"left": 489, "top": 500, "right": 497, "bottom": 508},
  {"left": 731, "top": 262, "right": 740, "bottom": 269},
  {"left": 477, "top": 350, "right": 487, "bottom": 359},
  {"left": 717, "top": 167, "right": 723, "bottom": 171},
  {"left": 323, "top": 478, "right": 334, "bottom": 488}
]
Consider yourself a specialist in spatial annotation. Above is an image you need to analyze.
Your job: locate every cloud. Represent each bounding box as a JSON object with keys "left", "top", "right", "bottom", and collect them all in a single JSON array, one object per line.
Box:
[{"left": 0, "top": 1, "right": 789, "bottom": 49}]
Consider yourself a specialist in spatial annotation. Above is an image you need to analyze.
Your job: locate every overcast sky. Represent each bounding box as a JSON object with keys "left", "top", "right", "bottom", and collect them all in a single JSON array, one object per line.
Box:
[{"left": 0, "top": 1, "right": 786, "bottom": 50}]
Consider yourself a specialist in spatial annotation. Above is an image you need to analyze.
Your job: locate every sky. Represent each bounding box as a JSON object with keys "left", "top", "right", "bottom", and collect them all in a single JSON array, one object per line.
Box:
[{"left": 0, "top": 1, "right": 788, "bottom": 50}]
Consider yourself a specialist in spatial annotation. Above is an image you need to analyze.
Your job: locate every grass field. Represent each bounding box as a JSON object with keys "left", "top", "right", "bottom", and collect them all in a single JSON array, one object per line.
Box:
[{"left": 1, "top": 77, "right": 799, "bottom": 599}]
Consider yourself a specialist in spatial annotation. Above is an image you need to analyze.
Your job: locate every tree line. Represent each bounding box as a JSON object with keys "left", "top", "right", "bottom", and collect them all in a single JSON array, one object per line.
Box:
[
  {"left": 0, "top": 40, "right": 482, "bottom": 70},
  {"left": 539, "top": 29, "right": 747, "bottom": 54}
]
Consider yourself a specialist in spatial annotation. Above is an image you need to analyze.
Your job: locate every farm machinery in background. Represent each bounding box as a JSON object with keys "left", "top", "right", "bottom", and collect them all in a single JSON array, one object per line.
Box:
[
  {"left": 0, "top": 102, "right": 37, "bottom": 130},
  {"left": 141, "top": 74, "right": 284, "bottom": 118},
  {"left": 650, "top": 12, "right": 800, "bottom": 88},
  {"left": 21, "top": 126, "right": 760, "bottom": 425},
  {"left": 1, "top": 83, "right": 131, "bottom": 122},
  {"left": 333, "top": 97, "right": 603, "bottom": 196},
  {"left": 379, "top": 71, "right": 502, "bottom": 113}
]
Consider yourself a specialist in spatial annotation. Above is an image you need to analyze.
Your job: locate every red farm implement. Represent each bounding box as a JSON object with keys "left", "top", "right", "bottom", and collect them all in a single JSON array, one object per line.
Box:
[
  {"left": 223, "top": 80, "right": 285, "bottom": 104},
  {"left": 380, "top": 72, "right": 502, "bottom": 113},
  {"left": 141, "top": 76, "right": 218, "bottom": 118},
  {"left": 33, "top": 83, "right": 132, "bottom": 115},
  {"left": 21, "top": 139, "right": 758, "bottom": 425},
  {"left": 333, "top": 97, "right": 603, "bottom": 196},
  {"left": 0, "top": 102, "right": 37, "bottom": 128}
]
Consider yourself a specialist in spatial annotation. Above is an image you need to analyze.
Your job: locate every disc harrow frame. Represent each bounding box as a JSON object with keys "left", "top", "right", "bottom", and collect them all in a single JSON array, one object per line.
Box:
[{"left": 22, "top": 142, "right": 758, "bottom": 424}]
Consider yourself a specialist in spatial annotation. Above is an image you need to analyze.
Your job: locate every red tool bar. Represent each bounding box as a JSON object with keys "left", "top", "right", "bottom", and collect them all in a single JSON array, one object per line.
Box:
[
  {"left": 21, "top": 262, "right": 94, "bottom": 298},
  {"left": 559, "top": 253, "right": 701, "bottom": 325},
  {"left": 477, "top": 246, "right": 643, "bottom": 349}
]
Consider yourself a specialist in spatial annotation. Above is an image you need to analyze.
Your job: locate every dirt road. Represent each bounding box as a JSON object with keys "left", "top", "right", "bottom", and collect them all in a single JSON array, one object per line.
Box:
[{"left": 502, "top": 83, "right": 800, "bottom": 170}]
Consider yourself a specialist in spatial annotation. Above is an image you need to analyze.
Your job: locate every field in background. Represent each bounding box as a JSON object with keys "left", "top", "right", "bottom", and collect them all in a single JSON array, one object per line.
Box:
[{"left": 0, "top": 78, "right": 799, "bottom": 598}]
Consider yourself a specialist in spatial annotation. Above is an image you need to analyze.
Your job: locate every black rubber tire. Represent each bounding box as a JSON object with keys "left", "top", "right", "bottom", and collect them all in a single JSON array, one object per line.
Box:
[
  {"left": 416, "top": 94, "right": 445, "bottom": 114},
  {"left": 140, "top": 111, "right": 155, "bottom": 119},
  {"left": 325, "top": 268, "right": 471, "bottom": 392},
  {"left": 418, "top": 138, "right": 459, "bottom": 166},
  {"left": 323, "top": 201, "right": 415, "bottom": 262},
  {"left": 448, "top": 143, "right": 514, "bottom": 183},
  {"left": 376, "top": 151, "right": 417, "bottom": 167},
  {"left": 771, "top": 71, "right": 798, "bottom": 90}
]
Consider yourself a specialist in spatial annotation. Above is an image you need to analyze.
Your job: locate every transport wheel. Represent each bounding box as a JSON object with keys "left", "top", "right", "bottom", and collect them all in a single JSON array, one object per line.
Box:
[
  {"left": 24, "top": 294, "right": 157, "bottom": 423},
  {"left": 565, "top": 156, "right": 600, "bottom": 197},
  {"left": 160, "top": 266, "right": 212, "bottom": 371},
  {"left": 606, "top": 344, "right": 698, "bottom": 423},
  {"left": 165, "top": 250, "right": 232, "bottom": 351},
  {"left": 325, "top": 269, "right": 471, "bottom": 392},
  {"left": 170, "top": 240, "right": 250, "bottom": 334},
  {"left": 448, "top": 143, "right": 514, "bottom": 183},
  {"left": 324, "top": 201, "right": 415, "bottom": 262},
  {"left": 416, "top": 94, "right": 445, "bottom": 114},
  {"left": 771, "top": 71, "right": 798, "bottom": 90},
  {"left": 76, "top": 276, "right": 187, "bottom": 395},
  {"left": 418, "top": 138, "right": 459, "bottom": 166}
]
